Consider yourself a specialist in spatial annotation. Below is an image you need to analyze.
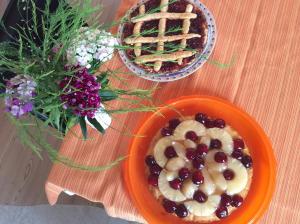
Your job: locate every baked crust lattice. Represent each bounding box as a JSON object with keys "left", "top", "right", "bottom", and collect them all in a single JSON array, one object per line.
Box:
[{"left": 124, "top": 0, "right": 201, "bottom": 72}]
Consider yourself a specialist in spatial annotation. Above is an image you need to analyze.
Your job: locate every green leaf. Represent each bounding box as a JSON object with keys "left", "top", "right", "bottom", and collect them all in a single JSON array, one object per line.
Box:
[
  {"left": 47, "top": 108, "right": 61, "bottom": 129},
  {"left": 89, "top": 59, "right": 102, "bottom": 73},
  {"left": 87, "top": 117, "right": 105, "bottom": 134},
  {"left": 0, "top": 82, "right": 6, "bottom": 88},
  {"left": 79, "top": 117, "right": 87, "bottom": 139},
  {"left": 101, "top": 79, "right": 109, "bottom": 88},
  {"left": 99, "top": 89, "right": 118, "bottom": 101},
  {"left": 96, "top": 72, "right": 110, "bottom": 88},
  {"left": 66, "top": 116, "right": 79, "bottom": 131}
]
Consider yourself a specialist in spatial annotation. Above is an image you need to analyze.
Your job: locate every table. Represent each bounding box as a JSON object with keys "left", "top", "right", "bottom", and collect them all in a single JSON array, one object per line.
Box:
[{"left": 45, "top": 0, "right": 300, "bottom": 223}]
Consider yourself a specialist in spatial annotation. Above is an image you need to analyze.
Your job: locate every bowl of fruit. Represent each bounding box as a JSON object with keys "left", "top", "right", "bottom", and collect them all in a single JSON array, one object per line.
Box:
[{"left": 124, "top": 95, "right": 276, "bottom": 224}]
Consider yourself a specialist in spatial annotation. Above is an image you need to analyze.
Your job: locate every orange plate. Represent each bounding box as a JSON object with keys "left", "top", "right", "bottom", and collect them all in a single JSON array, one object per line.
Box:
[{"left": 124, "top": 95, "right": 276, "bottom": 224}]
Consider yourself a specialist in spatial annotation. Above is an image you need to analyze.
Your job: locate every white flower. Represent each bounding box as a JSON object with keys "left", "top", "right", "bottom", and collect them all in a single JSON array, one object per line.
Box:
[{"left": 66, "top": 27, "right": 117, "bottom": 69}]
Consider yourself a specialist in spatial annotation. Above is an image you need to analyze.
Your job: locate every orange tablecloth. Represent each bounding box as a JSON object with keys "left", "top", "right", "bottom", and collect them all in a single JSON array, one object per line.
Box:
[{"left": 45, "top": 0, "right": 300, "bottom": 223}]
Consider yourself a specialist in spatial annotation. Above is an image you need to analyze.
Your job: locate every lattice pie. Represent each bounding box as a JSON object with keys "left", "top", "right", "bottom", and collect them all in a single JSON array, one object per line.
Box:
[
  {"left": 145, "top": 114, "right": 253, "bottom": 222},
  {"left": 122, "top": 0, "right": 208, "bottom": 73}
]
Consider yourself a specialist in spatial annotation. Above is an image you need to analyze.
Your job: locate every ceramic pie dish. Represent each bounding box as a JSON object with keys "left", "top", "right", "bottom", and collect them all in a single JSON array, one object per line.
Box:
[
  {"left": 124, "top": 95, "right": 276, "bottom": 224},
  {"left": 117, "top": 0, "right": 217, "bottom": 82}
]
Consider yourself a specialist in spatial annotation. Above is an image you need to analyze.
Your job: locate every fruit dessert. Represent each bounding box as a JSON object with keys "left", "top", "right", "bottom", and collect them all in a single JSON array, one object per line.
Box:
[
  {"left": 121, "top": 0, "right": 208, "bottom": 73},
  {"left": 145, "top": 113, "right": 253, "bottom": 222}
]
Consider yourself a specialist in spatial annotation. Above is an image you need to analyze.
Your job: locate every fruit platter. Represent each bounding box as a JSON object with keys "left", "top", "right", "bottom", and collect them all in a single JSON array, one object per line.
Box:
[
  {"left": 145, "top": 115, "right": 253, "bottom": 221},
  {"left": 125, "top": 95, "right": 276, "bottom": 224}
]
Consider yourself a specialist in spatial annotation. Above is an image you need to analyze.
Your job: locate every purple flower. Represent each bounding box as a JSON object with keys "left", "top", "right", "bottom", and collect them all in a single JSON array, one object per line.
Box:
[
  {"left": 59, "top": 67, "right": 101, "bottom": 118},
  {"left": 5, "top": 75, "right": 36, "bottom": 118}
]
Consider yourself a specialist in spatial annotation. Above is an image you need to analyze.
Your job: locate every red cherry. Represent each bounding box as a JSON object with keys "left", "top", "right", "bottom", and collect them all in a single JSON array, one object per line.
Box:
[
  {"left": 195, "top": 144, "right": 208, "bottom": 157},
  {"left": 150, "top": 164, "right": 162, "bottom": 175},
  {"left": 161, "top": 127, "right": 173, "bottom": 136},
  {"left": 145, "top": 155, "right": 157, "bottom": 167},
  {"left": 193, "top": 190, "right": 207, "bottom": 203},
  {"left": 233, "top": 138, "right": 245, "bottom": 150},
  {"left": 185, "top": 131, "right": 198, "bottom": 141},
  {"left": 186, "top": 148, "right": 196, "bottom": 160},
  {"left": 193, "top": 157, "right": 205, "bottom": 169},
  {"left": 214, "top": 152, "right": 228, "bottom": 163},
  {"left": 195, "top": 113, "right": 207, "bottom": 124},
  {"left": 148, "top": 174, "right": 158, "bottom": 186},
  {"left": 231, "top": 194, "right": 243, "bottom": 207},
  {"left": 178, "top": 168, "right": 190, "bottom": 180},
  {"left": 220, "top": 193, "right": 232, "bottom": 207},
  {"left": 204, "top": 119, "right": 214, "bottom": 128},
  {"left": 214, "top": 119, "right": 226, "bottom": 128},
  {"left": 162, "top": 199, "right": 177, "bottom": 213},
  {"left": 241, "top": 155, "right": 253, "bottom": 168},
  {"left": 175, "top": 204, "right": 188, "bottom": 218},
  {"left": 215, "top": 206, "right": 228, "bottom": 219},
  {"left": 223, "top": 169, "right": 235, "bottom": 180},
  {"left": 231, "top": 149, "right": 243, "bottom": 160},
  {"left": 164, "top": 146, "right": 177, "bottom": 158},
  {"left": 192, "top": 171, "right": 204, "bottom": 185},
  {"left": 169, "top": 119, "right": 181, "bottom": 129},
  {"left": 169, "top": 178, "right": 182, "bottom": 190},
  {"left": 210, "top": 139, "right": 222, "bottom": 149}
]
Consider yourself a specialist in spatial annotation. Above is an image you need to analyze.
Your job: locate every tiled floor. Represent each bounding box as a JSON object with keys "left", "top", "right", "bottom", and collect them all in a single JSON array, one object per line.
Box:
[{"left": 0, "top": 205, "right": 137, "bottom": 224}]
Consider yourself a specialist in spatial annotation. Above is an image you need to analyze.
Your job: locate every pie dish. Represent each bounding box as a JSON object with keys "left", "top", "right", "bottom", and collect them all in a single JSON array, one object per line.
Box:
[
  {"left": 124, "top": 95, "right": 276, "bottom": 224},
  {"left": 145, "top": 115, "right": 253, "bottom": 222},
  {"left": 118, "top": 0, "right": 216, "bottom": 82}
]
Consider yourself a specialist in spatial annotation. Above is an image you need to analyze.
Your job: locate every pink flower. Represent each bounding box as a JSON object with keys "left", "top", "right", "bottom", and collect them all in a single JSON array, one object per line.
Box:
[
  {"left": 59, "top": 67, "right": 101, "bottom": 118},
  {"left": 5, "top": 75, "right": 36, "bottom": 118}
]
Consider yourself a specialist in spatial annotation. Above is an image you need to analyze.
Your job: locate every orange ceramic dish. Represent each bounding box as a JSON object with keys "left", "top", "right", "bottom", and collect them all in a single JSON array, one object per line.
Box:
[{"left": 124, "top": 95, "right": 276, "bottom": 224}]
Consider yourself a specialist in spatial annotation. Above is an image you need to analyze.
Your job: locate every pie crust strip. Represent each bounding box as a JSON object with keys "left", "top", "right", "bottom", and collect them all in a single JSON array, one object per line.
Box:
[
  {"left": 154, "top": 0, "right": 169, "bottom": 72},
  {"left": 135, "top": 50, "right": 196, "bottom": 64},
  {"left": 178, "top": 4, "right": 193, "bottom": 65},
  {"left": 131, "top": 12, "right": 197, "bottom": 23},
  {"left": 133, "top": 5, "right": 145, "bottom": 57},
  {"left": 124, "top": 33, "right": 201, "bottom": 44}
]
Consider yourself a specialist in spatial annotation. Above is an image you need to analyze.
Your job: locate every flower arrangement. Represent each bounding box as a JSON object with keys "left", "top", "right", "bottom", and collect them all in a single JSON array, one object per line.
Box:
[
  {"left": 0, "top": 0, "right": 157, "bottom": 170},
  {"left": 5, "top": 74, "right": 36, "bottom": 117},
  {"left": 66, "top": 27, "right": 117, "bottom": 69}
]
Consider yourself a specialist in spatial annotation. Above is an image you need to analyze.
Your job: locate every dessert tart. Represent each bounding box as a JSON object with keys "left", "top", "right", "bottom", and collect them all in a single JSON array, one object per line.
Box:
[
  {"left": 145, "top": 113, "right": 253, "bottom": 222},
  {"left": 118, "top": 0, "right": 216, "bottom": 81}
]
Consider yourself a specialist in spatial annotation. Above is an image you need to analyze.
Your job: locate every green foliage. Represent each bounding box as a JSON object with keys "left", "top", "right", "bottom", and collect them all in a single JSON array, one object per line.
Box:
[
  {"left": 0, "top": 0, "right": 157, "bottom": 171},
  {"left": 79, "top": 117, "right": 87, "bottom": 139},
  {"left": 87, "top": 117, "right": 105, "bottom": 134},
  {"left": 99, "top": 90, "right": 119, "bottom": 102}
]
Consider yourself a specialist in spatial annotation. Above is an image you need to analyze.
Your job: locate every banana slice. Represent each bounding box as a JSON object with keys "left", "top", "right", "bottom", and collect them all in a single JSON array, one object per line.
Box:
[
  {"left": 184, "top": 139, "right": 197, "bottom": 149},
  {"left": 184, "top": 195, "right": 221, "bottom": 217},
  {"left": 181, "top": 179, "right": 198, "bottom": 199},
  {"left": 166, "top": 157, "right": 186, "bottom": 171},
  {"left": 200, "top": 135, "right": 211, "bottom": 147},
  {"left": 207, "top": 128, "right": 233, "bottom": 154},
  {"left": 199, "top": 168, "right": 216, "bottom": 195},
  {"left": 226, "top": 158, "right": 248, "bottom": 195},
  {"left": 209, "top": 170, "right": 227, "bottom": 191},
  {"left": 153, "top": 137, "right": 186, "bottom": 167},
  {"left": 205, "top": 150, "right": 227, "bottom": 172},
  {"left": 158, "top": 170, "right": 186, "bottom": 202},
  {"left": 173, "top": 120, "right": 206, "bottom": 140}
]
